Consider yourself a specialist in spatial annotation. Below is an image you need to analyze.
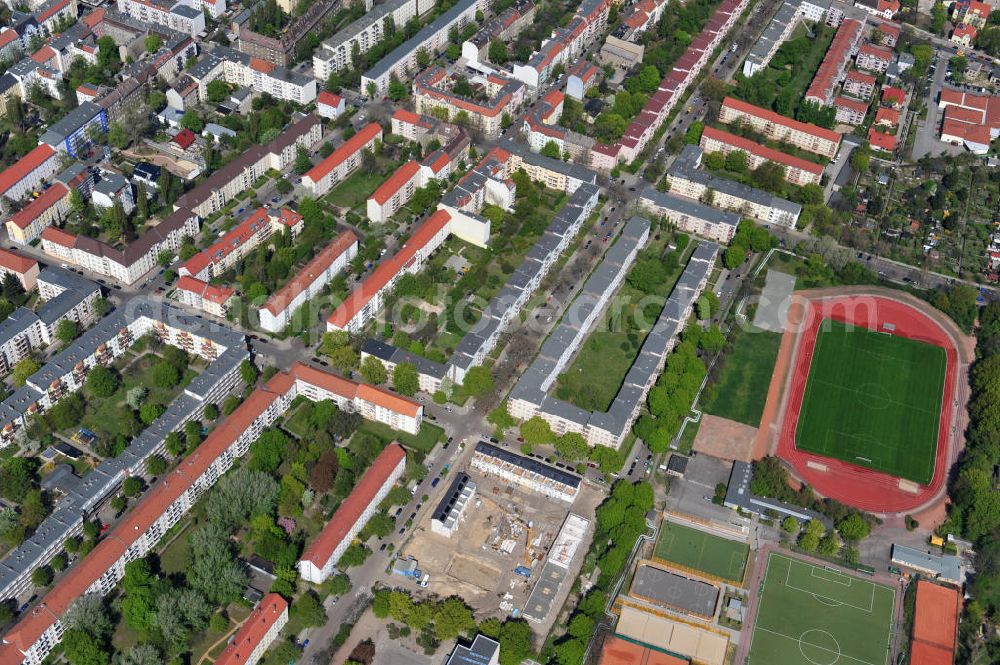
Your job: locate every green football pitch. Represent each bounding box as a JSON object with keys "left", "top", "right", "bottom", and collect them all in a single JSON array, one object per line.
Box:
[
  {"left": 653, "top": 521, "right": 749, "bottom": 583},
  {"left": 748, "top": 553, "right": 896, "bottom": 665},
  {"left": 795, "top": 320, "right": 946, "bottom": 485}
]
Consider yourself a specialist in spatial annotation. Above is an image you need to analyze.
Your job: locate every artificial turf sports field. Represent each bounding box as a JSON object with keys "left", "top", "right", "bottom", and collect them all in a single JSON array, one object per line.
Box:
[
  {"left": 794, "top": 319, "right": 946, "bottom": 485},
  {"left": 653, "top": 521, "right": 749, "bottom": 583},
  {"left": 748, "top": 553, "right": 895, "bottom": 665}
]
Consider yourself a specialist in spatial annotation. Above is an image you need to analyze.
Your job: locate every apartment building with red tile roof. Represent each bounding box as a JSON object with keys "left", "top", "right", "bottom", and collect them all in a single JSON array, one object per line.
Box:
[
  {"left": 298, "top": 443, "right": 407, "bottom": 583},
  {"left": 0, "top": 249, "right": 39, "bottom": 291},
  {"left": 875, "top": 106, "right": 900, "bottom": 127},
  {"left": 856, "top": 43, "right": 893, "bottom": 73},
  {"left": 1, "top": 362, "right": 421, "bottom": 664},
  {"left": 699, "top": 126, "right": 823, "bottom": 186},
  {"left": 881, "top": 85, "right": 906, "bottom": 107},
  {"left": 950, "top": 23, "right": 977, "bottom": 46},
  {"left": 215, "top": 594, "right": 288, "bottom": 665},
  {"left": 367, "top": 161, "right": 422, "bottom": 224},
  {"left": 303, "top": 122, "right": 382, "bottom": 196},
  {"left": 843, "top": 70, "right": 877, "bottom": 100},
  {"left": 179, "top": 207, "right": 303, "bottom": 281},
  {"left": 954, "top": 0, "right": 991, "bottom": 28},
  {"left": 873, "top": 20, "right": 900, "bottom": 46},
  {"left": 174, "top": 275, "right": 237, "bottom": 318},
  {"left": 317, "top": 90, "right": 344, "bottom": 119},
  {"left": 5, "top": 183, "right": 71, "bottom": 245},
  {"left": 719, "top": 97, "right": 842, "bottom": 159},
  {"left": 0, "top": 145, "right": 60, "bottom": 202},
  {"left": 834, "top": 95, "right": 870, "bottom": 126},
  {"left": 256, "top": 231, "right": 359, "bottom": 333},
  {"left": 868, "top": 127, "right": 897, "bottom": 151},
  {"left": 804, "top": 18, "right": 864, "bottom": 105},
  {"left": 327, "top": 209, "right": 453, "bottom": 333}
]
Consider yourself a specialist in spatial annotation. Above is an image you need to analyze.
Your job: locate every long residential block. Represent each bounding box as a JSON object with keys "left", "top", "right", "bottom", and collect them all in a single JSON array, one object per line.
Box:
[
  {"left": 312, "top": 0, "right": 437, "bottom": 80},
  {"left": 215, "top": 594, "right": 288, "bottom": 665},
  {"left": 298, "top": 442, "right": 406, "bottom": 583},
  {"left": 256, "top": 231, "right": 359, "bottom": 333},
  {"left": 665, "top": 145, "right": 801, "bottom": 228},
  {"left": 0, "top": 361, "right": 418, "bottom": 665},
  {"left": 639, "top": 186, "right": 740, "bottom": 242},
  {"left": 303, "top": 123, "right": 383, "bottom": 196},
  {"left": 471, "top": 441, "right": 580, "bottom": 502},
  {"left": 719, "top": 96, "right": 841, "bottom": 159},
  {"left": 179, "top": 207, "right": 304, "bottom": 281},
  {"left": 699, "top": 126, "right": 824, "bottom": 186},
  {"left": 0, "top": 145, "right": 60, "bottom": 203},
  {"left": 742, "top": 0, "right": 842, "bottom": 77},
  {"left": 509, "top": 239, "right": 719, "bottom": 448},
  {"left": 361, "top": 0, "right": 486, "bottom": 96}
]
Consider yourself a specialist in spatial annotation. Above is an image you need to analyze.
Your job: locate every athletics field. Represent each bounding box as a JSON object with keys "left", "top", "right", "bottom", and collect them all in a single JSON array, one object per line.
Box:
[{"left": 794, "top": 319, "right": 946, "bottom": 485}]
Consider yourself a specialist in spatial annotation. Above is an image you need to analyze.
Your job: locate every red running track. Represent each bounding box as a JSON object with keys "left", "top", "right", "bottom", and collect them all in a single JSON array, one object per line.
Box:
[{"left": 777, "top": 295, "right": 957, "bottom": 514}]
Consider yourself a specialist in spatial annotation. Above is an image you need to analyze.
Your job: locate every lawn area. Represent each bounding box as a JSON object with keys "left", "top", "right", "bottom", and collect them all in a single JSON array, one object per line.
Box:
[
  {"left": 675, "top": 415, "right": 700, "bottom": 454},
  {"left": 702, "top": 325, "right": 781, "bottom": 426},
  {"left": 556, "top": 332, "right": 636, "bottom": 411},
  {"left": 71, "top": 349, "right": 200, "bottom": 444},
  {"left": 325, "top": 170, "right": 388, "bottom": 208},
  {"left": 749, "top": 553, "right": 895, "bottom": 665},
  {"left": 283, "top": 401, "right": 313, "bottom": 440},
  {"left": 653, "top": 521, "right": 748, "bottom": 583},
  {"left": 795, "top": 320, "right": 945, "bottom": 484},
  {"left": 159, "top": 524, "right": 193, "bottom": 575},
  {"left": 556, "top": 233, "right": 693, "bottom": 412},
  {"left": 356, "top": 419, "right": 445, "bottom": 453},
  {"left": 733, "top": 24, "right": 835, "bottom": 118}
]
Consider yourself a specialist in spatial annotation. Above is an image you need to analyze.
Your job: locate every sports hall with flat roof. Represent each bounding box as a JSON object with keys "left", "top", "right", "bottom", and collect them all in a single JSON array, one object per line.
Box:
[
  {"left": 794, "top": 319, "right": 946, "bottom": 485},
  {"left": 653, "top": 521, "right": 749, "bottom": 583},
  {"left": 630, "top": 564, "right": 719, "bottom": 618},
  {"left": 748, "top": 552, "right": 896, "bottom": 665}
]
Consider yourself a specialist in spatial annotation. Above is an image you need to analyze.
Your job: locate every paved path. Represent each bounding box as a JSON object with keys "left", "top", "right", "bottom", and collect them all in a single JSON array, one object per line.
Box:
[{"left": 195, "top": 614, "right": 249, "bottom": 665}]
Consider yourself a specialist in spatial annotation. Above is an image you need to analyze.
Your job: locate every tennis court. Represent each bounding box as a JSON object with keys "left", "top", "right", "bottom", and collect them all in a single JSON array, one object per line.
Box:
[
  {"left": 653, "top": 521, "right": 749, "bottom": 583},
  {"left": 748, "top": 553, "right": 896, "bottom": 665},
  {"left": 794, "top": 320, "right": 946, "bottom": 485}
]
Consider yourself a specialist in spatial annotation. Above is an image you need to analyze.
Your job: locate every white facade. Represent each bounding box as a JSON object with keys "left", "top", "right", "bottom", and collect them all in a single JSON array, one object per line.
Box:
[
  {"left": 0, "top": 145, "right": 60, "bottom": 202},
  {"left": 312, "top": 0, "right": 434, "bottom": 80},
  {"left": 256, "top": 233, "right": 358, "bottom": 333},
  {"left": 360, "top": 0, "right": 485, "bottom": 96},
  {"left": 297, "top": 450, "right": 406, "bottom": 583}
]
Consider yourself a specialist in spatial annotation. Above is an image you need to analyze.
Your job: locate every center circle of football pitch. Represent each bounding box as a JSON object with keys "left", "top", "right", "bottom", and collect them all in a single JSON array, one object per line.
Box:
[
  {"left": 855, "top": 382, "right": 892, "bottom": 410},
  {"left": 797, "top": 629, "right": 842, "bottom": 665}
]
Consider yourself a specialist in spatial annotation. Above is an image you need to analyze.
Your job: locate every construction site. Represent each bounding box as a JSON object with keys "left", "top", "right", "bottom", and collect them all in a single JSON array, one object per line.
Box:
[{"left": 400, "top": 459, "right": 603, "bottom": 636}]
